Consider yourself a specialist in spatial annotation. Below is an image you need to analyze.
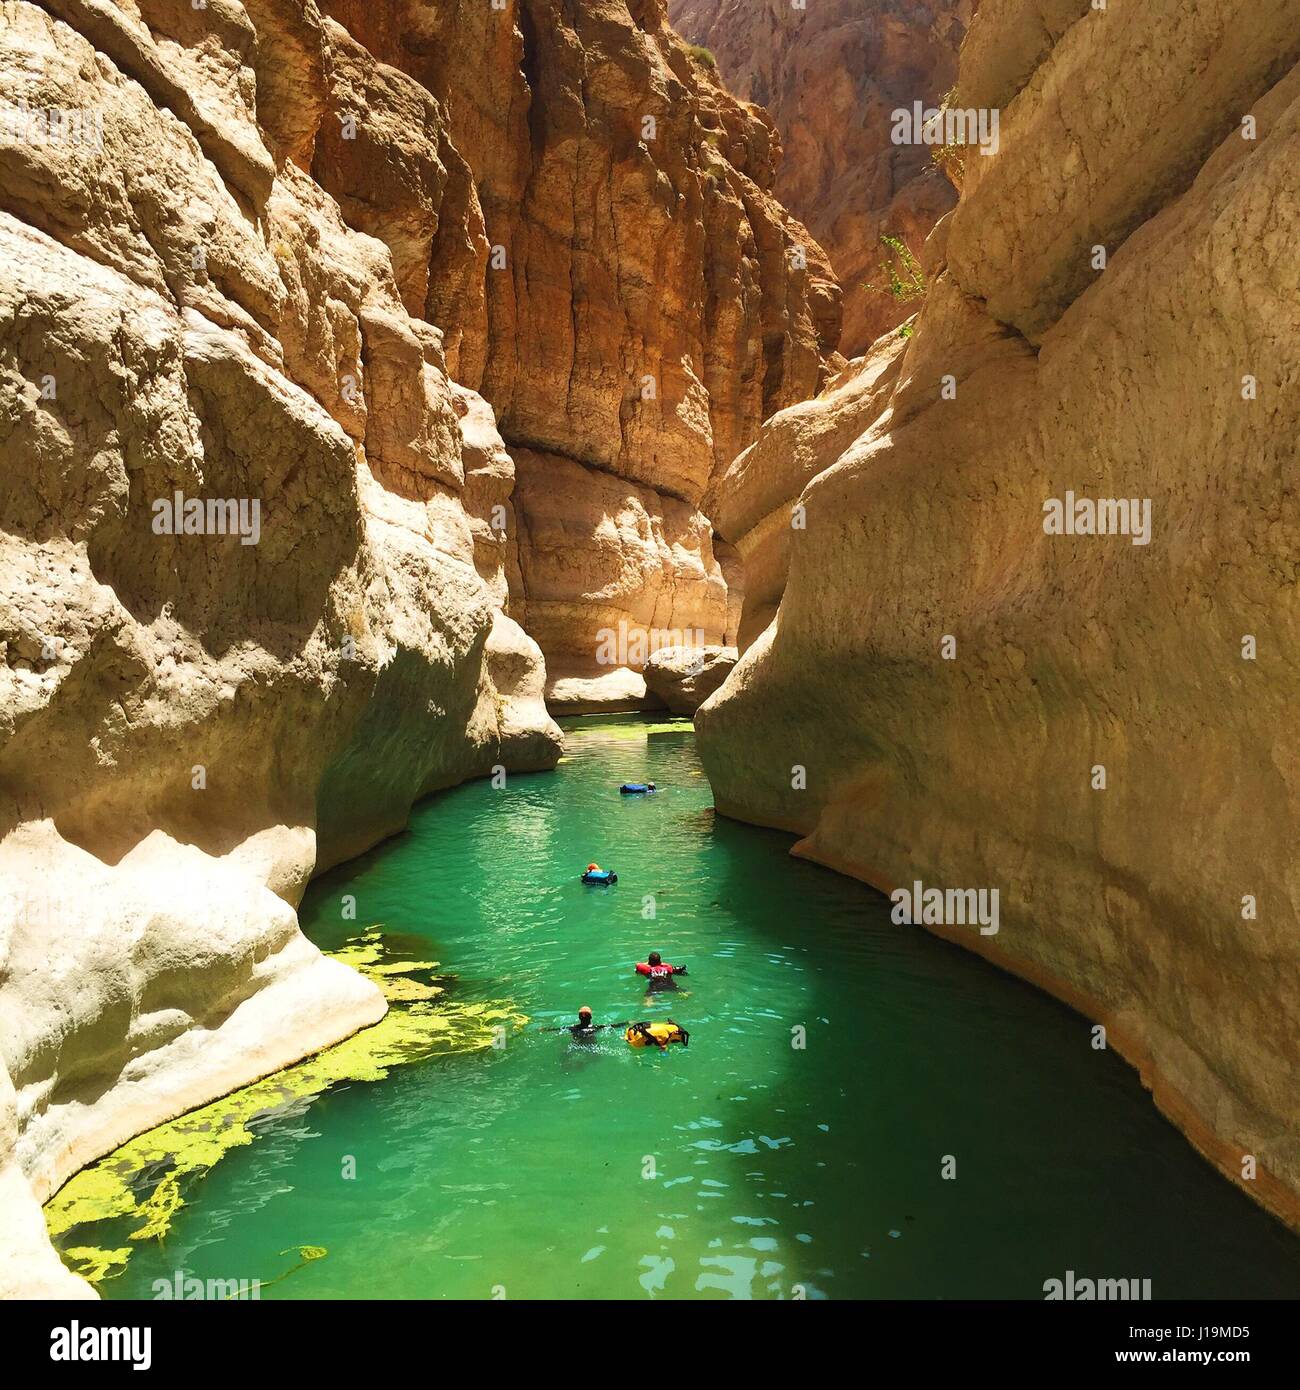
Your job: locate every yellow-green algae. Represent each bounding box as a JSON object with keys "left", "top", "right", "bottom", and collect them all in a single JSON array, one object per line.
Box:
[
  {"left": 44, "top": 928, "right": 527, "bottom": 1285},
  {"left": 61, "top": 1247, "right": 133, "bottom": 1283}
]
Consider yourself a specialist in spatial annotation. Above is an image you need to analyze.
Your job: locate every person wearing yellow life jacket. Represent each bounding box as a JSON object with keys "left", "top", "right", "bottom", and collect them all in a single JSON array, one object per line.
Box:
[{"left": 542, "top": 1011, "right": 689, "bottom": 1050}]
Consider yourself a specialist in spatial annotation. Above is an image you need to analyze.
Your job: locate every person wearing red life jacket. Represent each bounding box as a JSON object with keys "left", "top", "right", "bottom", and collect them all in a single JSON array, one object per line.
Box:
[{"left": 635, "top": 951, "right": 688, "bottom": 991}]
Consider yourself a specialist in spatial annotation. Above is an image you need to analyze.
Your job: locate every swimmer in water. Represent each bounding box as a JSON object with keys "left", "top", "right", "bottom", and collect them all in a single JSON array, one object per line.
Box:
[
  {"left": 635, "top": 951, "right": 688, "bottom": 993},
  {"left": 569, "top": 1005, "right": 621, "bottom": 1042}
]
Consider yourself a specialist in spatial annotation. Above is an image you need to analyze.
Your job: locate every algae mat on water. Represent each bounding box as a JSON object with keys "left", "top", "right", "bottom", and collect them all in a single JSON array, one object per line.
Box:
[{"left": 44, "top": 928, "right": 528, "bottom": 1288}]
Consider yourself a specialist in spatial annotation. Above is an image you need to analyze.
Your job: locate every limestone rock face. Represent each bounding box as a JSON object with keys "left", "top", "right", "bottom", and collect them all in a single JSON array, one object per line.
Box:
[
  {"left": 708, "top": 334, "right": 908, "bottom": 651},
  {"left": 321, "top": 0, "right": 842, "bottom": 705},
  {"left": 698, "top": 0, "right": 1300, "bottom": 1228},
  {"left": 669, "top": 0, "right": 972, "bottom": 355},
  {"left": 0, "top": 0, "right": 562, "bottom": 1295},
  {"left": 512, "top": 449, "right": 732, "bottom": 711},
  {"left": 643, "top": 644, "right": 737, "bottom": 714}
]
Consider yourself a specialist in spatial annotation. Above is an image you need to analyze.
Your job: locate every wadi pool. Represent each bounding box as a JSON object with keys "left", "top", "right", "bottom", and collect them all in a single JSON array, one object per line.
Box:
[{"left": 53, "top": 717, "right": 1300, "bottom": 1299}]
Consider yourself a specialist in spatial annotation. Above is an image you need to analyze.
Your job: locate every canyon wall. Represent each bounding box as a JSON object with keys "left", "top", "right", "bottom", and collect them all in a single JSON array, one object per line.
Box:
[
  {"left": 0, "top": 0, "right": 568, "bottom": 1295},
  {"left": 323, "top": 0, "right": 840, "bottom": 708},
  {"left": 707, "top": 334, "right": 908, "bottom": 652},
  {"left": 669, "top": 0, "right": 971, "bottom": 356},
  {"left": 0, "top": 0, "right": 840, "bottom": 1295},
  {"left": 698, "top": 0, "right": 1300, "bottom": 1227}
]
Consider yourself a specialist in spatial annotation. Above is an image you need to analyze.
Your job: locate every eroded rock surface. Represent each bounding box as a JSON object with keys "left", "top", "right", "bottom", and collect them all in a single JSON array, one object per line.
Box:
[
  {"left": 669, "top": 0, "right": 971, "bottom": 355},
  {"left": 0, "top": 0, "right": 841, "bottom": 1295},
  {"left": 511, "top": 449, "right": 733, "bottom": 711},
  {"left": 323, "top": 0, "right": 841, "bottom": 706},
  {"left": 698, "top": 0, "right": 1300, "bottom": 1227},
  {"left": 0, "top": 0, "right": 563, "bottom": 1294}
]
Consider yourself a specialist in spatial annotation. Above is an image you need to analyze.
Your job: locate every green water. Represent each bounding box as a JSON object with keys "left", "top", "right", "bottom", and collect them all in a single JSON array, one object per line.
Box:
[{"left": 94, "top": 717, "right": 1300, "bottom": 1299}]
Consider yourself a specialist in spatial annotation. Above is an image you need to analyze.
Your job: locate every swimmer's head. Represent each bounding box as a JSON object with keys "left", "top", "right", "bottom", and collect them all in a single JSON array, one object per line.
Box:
[
  {"left": 648, "top": 782, "right": 656, "bottom": 790},
  {"left": 586, "top": 863, "right": 599, "bottom": 872},
  {"left": 648, "top": 951, "right": 661, "bottom": 966},
  {"left": 578, "top": 1005, "right": 593, "bottom": 1023}
]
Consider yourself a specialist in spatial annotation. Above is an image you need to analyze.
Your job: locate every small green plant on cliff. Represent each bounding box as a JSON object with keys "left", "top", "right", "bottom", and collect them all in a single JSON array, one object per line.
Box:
[
  {"left": 864, "top": 234, "right": 926, "bottom": 304},
  {"left": 686, "top": 43, "right": 718, "bottom": 70},
  {"left": 931, "top": 86, "right": 966, "bottom": 185}
]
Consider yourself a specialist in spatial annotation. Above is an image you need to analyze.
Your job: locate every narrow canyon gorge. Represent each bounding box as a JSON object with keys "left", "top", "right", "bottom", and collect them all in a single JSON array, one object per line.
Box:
[
  {"left": 1, "top": 0, "right": 1297, "bottom": 1303},
  {"left": 669, "top": 0, "right": 973, "bottom": 354}
]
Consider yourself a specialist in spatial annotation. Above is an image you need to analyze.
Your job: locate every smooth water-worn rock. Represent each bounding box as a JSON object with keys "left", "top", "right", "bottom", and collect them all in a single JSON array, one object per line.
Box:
[
  {"left": 643, "top": 644, "right": 738, "bottom": 714},
  {"left": 669, "top": 0, "right": 971, "bottom": 355},
  {"left": 698, "top": 0, "right": 1300, "bottom": 1229},
  {"left": 707, "top": 334, "right": 909, "bottom": 651},
  {"left": 0, "top": 0, "right": 563, "bottom": 1295},
  {"left": 511, "top": 449, "right": 732, "bottom": 712}
]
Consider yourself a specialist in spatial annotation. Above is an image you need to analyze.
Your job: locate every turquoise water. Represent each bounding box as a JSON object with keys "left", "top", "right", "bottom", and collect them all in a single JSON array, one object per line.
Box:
[{"left": 96, "top": 717, "right": 1300, "bottom": 1299}]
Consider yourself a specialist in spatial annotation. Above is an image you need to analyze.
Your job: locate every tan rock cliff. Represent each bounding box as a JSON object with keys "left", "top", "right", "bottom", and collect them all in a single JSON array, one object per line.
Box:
[
  {"left": 697, "top": 0, "right": 1300, "bottom": 1229},
  {"left": 0, "top": 0, "right": 562, "bottom": 1295},
  {"left": 669, "top": 0, "right": 972, "bottom": 356},
  {"left": 323, "top": 0, "right": 841, "bottom": 707},
  {"left": 0, "top": 0, "right": 840, "bottom": 1296}
]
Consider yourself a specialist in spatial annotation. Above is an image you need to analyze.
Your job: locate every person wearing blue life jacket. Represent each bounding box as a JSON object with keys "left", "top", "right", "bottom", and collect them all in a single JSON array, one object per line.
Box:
[
  {"left": 619, "top": 782, "right": 656, "bottom": 795},
  {"left": 582, "top": 862, "right": 618, "bottom": 885}
]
